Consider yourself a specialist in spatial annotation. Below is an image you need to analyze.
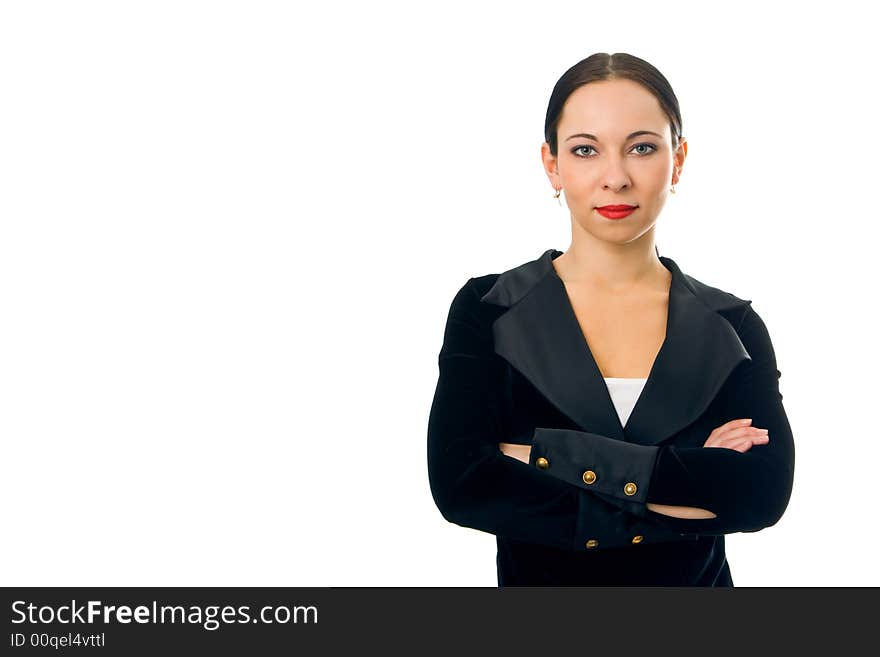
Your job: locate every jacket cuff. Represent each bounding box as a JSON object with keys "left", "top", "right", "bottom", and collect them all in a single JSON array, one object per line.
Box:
[
  {"left": 529, "top": 427, "right": 661, "bottom": 506},
  {"left": 572, "top": 489, "right": 698, "bottom": 551}
]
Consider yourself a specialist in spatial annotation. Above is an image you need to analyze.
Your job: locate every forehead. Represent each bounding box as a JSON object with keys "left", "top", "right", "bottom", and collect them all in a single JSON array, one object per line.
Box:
[{"left": 558, "top": 79, "right": 667, "bottom": 136}]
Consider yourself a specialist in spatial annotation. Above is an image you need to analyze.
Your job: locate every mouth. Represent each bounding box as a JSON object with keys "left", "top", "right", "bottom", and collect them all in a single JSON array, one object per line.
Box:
[{"left": 595, "top": 204, "right": 638, "bottom": 220}]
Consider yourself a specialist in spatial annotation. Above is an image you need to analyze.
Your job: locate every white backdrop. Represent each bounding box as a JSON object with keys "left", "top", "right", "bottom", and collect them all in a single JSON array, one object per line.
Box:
[{"left": 1, "top": 0, "right": 875, "bottom": 586}]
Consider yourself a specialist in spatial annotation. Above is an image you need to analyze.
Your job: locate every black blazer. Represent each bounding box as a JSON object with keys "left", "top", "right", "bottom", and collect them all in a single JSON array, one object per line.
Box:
[{"left": 427, "top": 248, "right": 795, "bottom": 586}]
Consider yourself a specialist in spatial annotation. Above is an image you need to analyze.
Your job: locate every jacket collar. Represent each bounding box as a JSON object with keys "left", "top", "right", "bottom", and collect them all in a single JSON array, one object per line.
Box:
[{"left": 480, "top": 248, "right": 753, "bottom": 446}]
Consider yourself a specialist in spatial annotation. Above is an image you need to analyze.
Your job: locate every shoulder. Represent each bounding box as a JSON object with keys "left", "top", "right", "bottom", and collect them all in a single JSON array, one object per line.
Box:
[
  {"left": 664, "top": 257, "right": 776, "bottom": 349},
  {"left": 445, "top": 274, "right": 504, "bottom": 325},
  {"left": 682, "top": 270, "right": 775, "bottom": 357},
  {"left": 675, "top": 265, "right": 754, "bottom": 329},
  {"left": 469, "top": 273, "right": 503, "bottom": 299},
  {"left": 439, "top": 275, "right": 506, "bottom": 358}
]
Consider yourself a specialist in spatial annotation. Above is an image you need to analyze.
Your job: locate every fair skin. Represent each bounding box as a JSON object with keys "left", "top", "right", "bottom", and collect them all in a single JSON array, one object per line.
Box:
[{"left": 498, "top": 78, "right": 770, "bottom": 520}]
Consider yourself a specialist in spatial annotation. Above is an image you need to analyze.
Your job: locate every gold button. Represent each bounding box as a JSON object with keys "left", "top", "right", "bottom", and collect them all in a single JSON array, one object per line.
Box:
[
  {"left": 585, "top": 539, "right": 599, "bottom": 549},
  {"left": 632, "top": 535, "right": 644, "bottom": 544},
  {"left": 624, "top": 482, "right": 638, "bottom": 496},
  {"left": 536, "top": 457, "right": 549, "bottom": 470},
  {"left": 582, "top": 470, "right": 597, "bottom": 485}
]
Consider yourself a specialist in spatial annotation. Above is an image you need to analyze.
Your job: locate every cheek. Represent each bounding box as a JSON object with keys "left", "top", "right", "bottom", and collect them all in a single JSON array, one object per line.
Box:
[
  {"left": 651, "top": 159, "right": 674, "bottom": 182},
  {"left": 639, "top": 159, "right": 671, "bottom": 180},
  {"left": 564, "top": 169, "right": 599, "bottom": 192}
]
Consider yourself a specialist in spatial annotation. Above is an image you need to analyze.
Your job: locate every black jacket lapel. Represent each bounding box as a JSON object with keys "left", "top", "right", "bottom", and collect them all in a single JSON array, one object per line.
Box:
[{"left": 480, "top": 249, "right": 753, "bottom": 446}]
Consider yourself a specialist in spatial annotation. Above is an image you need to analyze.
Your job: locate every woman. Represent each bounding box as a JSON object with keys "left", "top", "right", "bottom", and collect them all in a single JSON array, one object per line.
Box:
[{"left": 426, "top": 53, "right": 795, "bottom": 587}]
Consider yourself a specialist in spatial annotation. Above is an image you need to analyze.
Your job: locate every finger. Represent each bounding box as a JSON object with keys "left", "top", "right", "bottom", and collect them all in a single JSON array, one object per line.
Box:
[
  {"left": 705, "top": 440, "right": 748, "bottom": 451},
  {"left": 722, "top": 426, "right": 769, "bottom": 442},
  {"left": 706, "top": 433, "right": 752, "bottom": 451},
  {"left": 707, "top": 419, "right": 753, "bottom": 444},
  {"left": 723, "top": 418, "right": 753, "bottom": 430},
  {"left": 724, "top": 437, "right": 755, "bottom": 452},
  {"left": 705, "top": 427, "right": 757, "bottom": 447},
  {"left": 705, "top": 421, "right": 766, "bottom": 448},
  {"left": 727, "top": 434, "right": 770, "bottom": 452}
]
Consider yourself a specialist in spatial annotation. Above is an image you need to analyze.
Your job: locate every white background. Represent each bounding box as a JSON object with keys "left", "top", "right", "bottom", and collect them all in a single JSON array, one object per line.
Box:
[{"left": 1, "top": 1, "right": 876, "bottom": 586}]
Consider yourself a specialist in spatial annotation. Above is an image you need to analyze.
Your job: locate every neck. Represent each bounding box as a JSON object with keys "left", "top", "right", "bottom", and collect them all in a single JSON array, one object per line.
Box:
[{"left": 553, "top": 241, "right": 668, "bottom": 293}]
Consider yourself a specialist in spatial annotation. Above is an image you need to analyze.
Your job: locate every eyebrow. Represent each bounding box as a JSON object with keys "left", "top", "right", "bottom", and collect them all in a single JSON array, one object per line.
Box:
[{"left": 565, "top": 130, "right": 664, "bottom": 142}]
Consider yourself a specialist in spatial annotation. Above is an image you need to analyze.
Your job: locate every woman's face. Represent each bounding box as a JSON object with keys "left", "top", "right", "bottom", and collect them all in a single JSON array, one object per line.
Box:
[{"left": 542, "top": 78, "right": 687, "bottom": 247}]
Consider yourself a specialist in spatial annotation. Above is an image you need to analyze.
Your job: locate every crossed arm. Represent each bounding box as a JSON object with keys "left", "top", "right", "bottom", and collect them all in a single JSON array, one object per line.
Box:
[
  {"left": 428, "top": 279, "right": 795, "bottom": 551},
  {"left": 498, "top": 442, "right": 718, "bottom": 519},
  {"left": 498, "top": 427, "right": 771, "bottom": 520}
]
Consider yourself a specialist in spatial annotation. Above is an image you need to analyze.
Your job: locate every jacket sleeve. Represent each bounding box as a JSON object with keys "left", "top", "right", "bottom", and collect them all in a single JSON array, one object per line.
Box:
[
  {"left": 527, "top": 304, "right": 795, "bottom": 536},
  {"left": 427, "top": 278, "right": 700, "bottom": 552}
]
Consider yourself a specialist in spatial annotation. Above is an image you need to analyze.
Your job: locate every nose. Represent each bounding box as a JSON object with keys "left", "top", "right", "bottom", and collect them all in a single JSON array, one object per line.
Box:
[
  {"left": 602, "top": 178, "right": 630, "bottom": 191},
  {"left": 601, "top": 160, "right": 632, "bottom": 190}
]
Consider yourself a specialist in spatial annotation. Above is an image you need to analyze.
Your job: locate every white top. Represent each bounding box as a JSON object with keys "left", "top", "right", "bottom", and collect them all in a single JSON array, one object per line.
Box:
[{"left": 603, "top": 377, "right": 648, "bottom": 428}]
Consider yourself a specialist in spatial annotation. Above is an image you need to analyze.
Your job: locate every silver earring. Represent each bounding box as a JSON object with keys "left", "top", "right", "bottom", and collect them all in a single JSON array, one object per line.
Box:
[{"left": 670, "top": 184, "right": 676, "bottom": 194}]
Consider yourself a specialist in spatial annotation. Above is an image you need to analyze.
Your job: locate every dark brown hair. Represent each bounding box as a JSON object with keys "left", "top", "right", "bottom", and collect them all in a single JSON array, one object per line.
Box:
[{"left": 543, "top": 52, "right": 683, "bottom": 158}]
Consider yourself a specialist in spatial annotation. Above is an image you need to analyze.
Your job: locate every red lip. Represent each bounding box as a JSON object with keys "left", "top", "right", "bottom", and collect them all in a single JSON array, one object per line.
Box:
[{"left": 596, "top": 205, "right": 637, "bottom": 220}]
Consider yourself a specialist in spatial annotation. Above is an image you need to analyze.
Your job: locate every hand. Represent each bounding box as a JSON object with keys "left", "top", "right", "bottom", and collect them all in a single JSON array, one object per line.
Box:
[
  {"left": 498, "top": 442, "right": 531, "bottom": 464},
  {"left": 704, "top": 418, "right": 770, "bottom": 453},
  {"left": 646, "top": 502, "right": 717, "bottom": 519}
]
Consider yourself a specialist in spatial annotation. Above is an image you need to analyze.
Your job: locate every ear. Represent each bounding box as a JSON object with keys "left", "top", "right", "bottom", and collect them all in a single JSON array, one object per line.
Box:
[
  {"left": 540, "top": 141, "right": 561, "bottom": 188},
  {"left": 672, "top": 137, "right": 688, "bottom": 184}
]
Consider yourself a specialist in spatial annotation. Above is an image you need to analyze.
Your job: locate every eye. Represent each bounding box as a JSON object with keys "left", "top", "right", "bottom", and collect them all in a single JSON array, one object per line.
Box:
[
  {"left": 632, "top": 142, "right": 658, "bottom": 155},
  {"left": 571, "top": 145, "right": 597, "bottom": 157},
  {"left": 571, "top": 142, "right": 658, "bottom": 158}
]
